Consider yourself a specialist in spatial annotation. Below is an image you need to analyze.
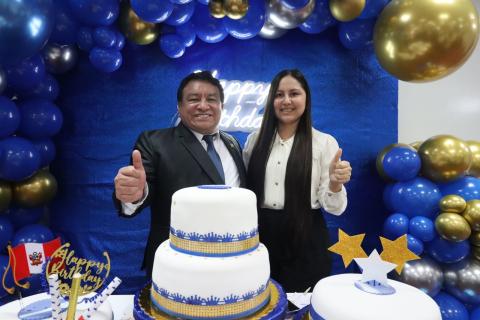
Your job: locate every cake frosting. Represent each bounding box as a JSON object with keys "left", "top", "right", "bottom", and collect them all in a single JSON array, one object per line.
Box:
[
  {"left": 150, "top": 186, "right": 273, "bottom": 319},
  {"left": 0, "top": 292, "right": 113, "bottom": 320},
  {"left": 309, "top": 273, "right": 441, "bottom": 320}
]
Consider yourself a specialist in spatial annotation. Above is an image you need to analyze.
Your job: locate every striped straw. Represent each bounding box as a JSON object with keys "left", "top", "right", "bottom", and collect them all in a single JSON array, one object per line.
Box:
[
  {"left": 82, "top": 277, "right": 122, "bottom": 319},
  {"left": 47, "top": 274, "right": 62, "bottom": 320}
]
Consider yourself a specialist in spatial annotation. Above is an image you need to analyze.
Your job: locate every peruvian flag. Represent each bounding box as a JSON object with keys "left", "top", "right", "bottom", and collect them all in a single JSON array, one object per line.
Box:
[{"left": 9, "top": 237, "right": 62, "bottom": 282}]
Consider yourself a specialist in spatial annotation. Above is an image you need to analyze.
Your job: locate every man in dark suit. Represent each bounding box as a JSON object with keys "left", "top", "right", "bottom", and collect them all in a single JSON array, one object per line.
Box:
[{"left": 113, "top": 71, "right": 246, "bottom": 276}]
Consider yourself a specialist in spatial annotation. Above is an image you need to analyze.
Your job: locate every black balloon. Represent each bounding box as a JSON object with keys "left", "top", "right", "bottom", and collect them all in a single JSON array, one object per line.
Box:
[
  {"left": 42, "top": 43, "right": 79, "bottom": 74},
  {"left": 0, "top": 68, "right": 6, "bottom": 94}
]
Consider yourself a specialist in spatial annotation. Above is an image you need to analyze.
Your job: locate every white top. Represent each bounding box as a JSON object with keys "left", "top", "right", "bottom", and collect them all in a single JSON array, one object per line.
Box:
[
  {"left": 310, "top": 273, "right": 441, "bottom": 320},
  {"left": 122, "top": 128, "right": 240, "bottom": 215},
  {"left": 243, "top": 128, "right": 347, "bottom": 215}
]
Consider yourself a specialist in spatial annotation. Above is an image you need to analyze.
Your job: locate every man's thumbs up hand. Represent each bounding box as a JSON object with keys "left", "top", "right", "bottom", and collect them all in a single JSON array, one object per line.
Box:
[{"left": 115, "top": 150, "right": 147, "bottom": 203}]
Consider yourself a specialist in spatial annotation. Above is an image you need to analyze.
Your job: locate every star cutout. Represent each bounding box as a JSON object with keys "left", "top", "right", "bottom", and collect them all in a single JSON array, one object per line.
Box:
[
  {"left": 328, "top": 229, "right": 367, "bottom": 267},
  {"left": 355, "top": 249, "right": 396, "bottom": 285},
  {"left": 380, "top": 235, "right": 420, "bottom": 274}
]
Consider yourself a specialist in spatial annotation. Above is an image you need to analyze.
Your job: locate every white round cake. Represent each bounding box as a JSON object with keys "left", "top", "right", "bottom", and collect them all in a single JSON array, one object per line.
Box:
[
  {"left": 310, "top": 273, "right": 441, "bottom": 320},
  {"left": 151, "top": 186, "right": 272, "bottom": 319},
  {"left": 0, "top": 292, "right": 113, "bottom": 320}
]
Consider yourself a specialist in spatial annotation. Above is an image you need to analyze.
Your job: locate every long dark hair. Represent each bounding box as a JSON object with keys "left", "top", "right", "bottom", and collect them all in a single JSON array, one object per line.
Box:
[{"left": 247, "top": 69, "right": 313, "bottom": 255}]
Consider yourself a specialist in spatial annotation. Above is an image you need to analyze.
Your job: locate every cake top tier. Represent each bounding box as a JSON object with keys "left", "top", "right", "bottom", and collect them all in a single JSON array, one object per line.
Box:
[{"left": 169, "top": 186, "right": 259, "bottom": 256}]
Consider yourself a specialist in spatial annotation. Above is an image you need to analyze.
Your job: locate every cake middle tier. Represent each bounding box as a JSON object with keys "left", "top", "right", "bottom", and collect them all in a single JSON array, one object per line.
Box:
[
  {"left": 170, "top": 186, "right": 259, "bottom": 256},
  {"left": 151, "top": 240, "right": 271, "bottom": 319}
]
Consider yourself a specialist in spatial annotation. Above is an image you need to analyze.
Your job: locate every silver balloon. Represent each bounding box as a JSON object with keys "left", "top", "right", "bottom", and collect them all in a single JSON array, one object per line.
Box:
[
  {"left": 395, "top": 257, "right": 443, "bottom": 297},
  {"left": 259, "top": 19, "right": 288, "bottom": 39},
  {"left": 42, "top": 43, "right": 78, "bottom": 74},
  {"left": 266, "top": 0, "right": 315, "bottom": 29},
  {"left": 0, "top": 67, "right": 6, "bottom": 94},
  {"left": 444, "top": 258, "right": 480, "bottom": 304}
]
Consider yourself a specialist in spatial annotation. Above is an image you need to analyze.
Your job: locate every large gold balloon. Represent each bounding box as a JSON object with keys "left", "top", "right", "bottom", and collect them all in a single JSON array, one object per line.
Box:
[
  {"left": 224, "top": 0, "right": 249, "bottom": 20},
  {"left": 329, "top": 0, "right": 366, "bottom": 22},
  {"left": 471, "top": 231, "right": 480, "bottom": 247},
  {"left": 376, "top": 143, "right": 415, "bottom": 181},
  {"left": 209, "top": 0, "right": 226, "bottom": 18},
  {"left": 410, "top": 141, "right": 423, "bottom": 151},
  {"left": 118, "top": 1, "right": 160, "bottom": 45},
  {"left": 467, "top": 141, "right": 480, "bottom": 177},
  {"left": 463, "top": 200, "right": 480, "bottom": 231},
  {"left": 0, "top": 181, "right": 12, "bottom": 212},
  {"left": 435, "top": 212, "right": 471, "bottom": 242},
  {"left": 439, "top": 195, "right": 467, "bottom": 213},
  {"left": 418, "top": 135, "right": 472, "bottom": 182},
  {"left": 374, "top": 0, "right": 480, "bottom": 82},
  {"left": 13, "top": 171, "right": 58, "bottom": 208}
]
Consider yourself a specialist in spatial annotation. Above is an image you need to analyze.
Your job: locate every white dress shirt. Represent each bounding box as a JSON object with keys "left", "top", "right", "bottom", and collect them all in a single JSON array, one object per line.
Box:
[
  {"left": 243, "top": 128, "right": 347, "bottom": 215},
  {"left": 122, "top": 127, "right": 240, "bottom": 215}
]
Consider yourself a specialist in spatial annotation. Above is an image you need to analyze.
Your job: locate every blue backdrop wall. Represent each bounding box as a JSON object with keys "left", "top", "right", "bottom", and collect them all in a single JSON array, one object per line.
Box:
[{"left": 50, "top": 28, "right": 397, "bottom": 293}]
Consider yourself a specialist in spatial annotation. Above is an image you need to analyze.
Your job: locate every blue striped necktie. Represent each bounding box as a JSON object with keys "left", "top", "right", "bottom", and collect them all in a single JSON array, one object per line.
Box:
[{"left": 203, "top": 134, "right": 225, "bottom": 183}]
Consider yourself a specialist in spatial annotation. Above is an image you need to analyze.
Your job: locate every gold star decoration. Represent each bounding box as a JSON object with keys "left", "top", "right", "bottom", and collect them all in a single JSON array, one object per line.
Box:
[
  {"left": 328, "top": 229, "right": 368, "bottom": 267},
  {"left": 379, "top": 235, "right": 420, "bottom": 274}
]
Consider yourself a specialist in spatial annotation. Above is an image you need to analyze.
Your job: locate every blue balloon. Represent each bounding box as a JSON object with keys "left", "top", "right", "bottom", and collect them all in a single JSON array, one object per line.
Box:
[
  {"left": 165, "top": 2, "right": 196, "bottom": 26},
  {"left": 359, "top": 0, "right": 390, "bottom": 19},
  {"left": 382, "top": 213, "right": 409, "bottom": 239},
  {"left": 77, "top": 27, "right": 94, "bottom": 52},
  {"left": 299, "top": 0, "right": 336, "bottom": 34},
  {"left": 115, "top": 31, "right": 126, "bottom": 51},
  {"left": 68, "top": 0, "right": 119, "bottom": 27},
  {"left": 192, "top": 4, "right": 228, "bottom": 43},
  {"left": 196, "top": 0, "right": 208, "bottom": 5},
  {"left": 7, "top": 207, "right": 44, "bottom": 230},
  {"left": 224, "top": 0, "right": 266, "bottom": 40},
  {"left": 471, "top": 306, "right": 480, "bottom": 320},
  {"left": 0, "top": 0, "right": 54, "bottom": 65},
  {"left": 131, "top": 0, "right": 174, "bottom": 23},
  {"left": 338, "top": 18, "right": 376, "bottom": 50},
  {"left": 50, "top": 0, "right": 79, "bottom": 45},
  {"left": 389, "top": 177, "right": 441, "bottom": 218},
  {"left": 382, "top": 146, "right": 421, "bottom": 181},
  {"left": 0, "top": 96, "right": 20, "bottom": 138},
  {"left": 160, "top": 34, "right": 186, "bottom": 58},
  {"left": 5, "top": 55, "right": 46, "bottom": 92},
  {"left": 433, "top": 292, "right": 469, "bottom": 320},
  {"left": 440, "top": 177, "right": 480, "bottom": 201},
  {"left": 12, "top": 224, "right": 54, "bottom": 246},
  {"left": 89, "top": 47, "right": 123, "bottom": 73},
  {"left": 407, "top": 234, "right": 424, "bottom": 255},
  {"left": 18, "top": 99, "right": 63, "bottom": 139},
  {"left": 93, "top": 27, "right": 117, "bottom": 48},
  {"left": 33, "top": 139, "right": 56, "bottom": 167},
  {"left": 23, "top": 74, "right": 60, "bottom": 101},
  {"left": 0, "top": 254, "right": 14, "bottom": 298},
  {"left": 0, "top": 137, "right": 41, "bottom": 181},
  {"left": 176, "top": 21, "right": 196, "bottom": 47},
  {"left": 0, "top": 216, "right": 14, "bottom": 251},
  {"left": 409, "top": 216, "right": 436, "bottom": 242},
  {"left": 427, "top": 237, "right": 470, "bottom": 264},
  {"left": 171, "top": 0, "right": 194, "bottom": 3}
]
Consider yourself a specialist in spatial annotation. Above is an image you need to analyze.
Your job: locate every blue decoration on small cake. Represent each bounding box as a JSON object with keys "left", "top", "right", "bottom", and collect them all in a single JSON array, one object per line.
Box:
[
  {"left": 354, "top": 279, "right": 396, "bottom": 295},
  {"left": 198, "top": 185, "right": 231, "bottom": 189}
]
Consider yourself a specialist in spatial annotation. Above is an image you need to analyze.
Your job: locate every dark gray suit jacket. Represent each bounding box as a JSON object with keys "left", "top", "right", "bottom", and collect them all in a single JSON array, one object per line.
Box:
[{"left": 114, "top": 122, "right": 247, "bottom": 274}]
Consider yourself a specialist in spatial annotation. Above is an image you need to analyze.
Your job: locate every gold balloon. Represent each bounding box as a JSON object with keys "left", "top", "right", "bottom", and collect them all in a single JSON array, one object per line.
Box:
[
  {"left": 418, "top": 135, "right": 472, "bottom": 182},
  {"left": 376, "top": 143, "right": 415, "bottom": 180},
  {"left": 118, "top": 1, "right": 160, "bottom": 45},
  {"left": 374, "top": 0, "right": 480, "bottom": 82},
  {"left": 463, "top": 200, "right": 480, "bottom": 231},
  {"left": 0, "top": 180, "right": 12, "bottom": 212},
  {"left": 435, "top": 212, "right": 471, "bottom": 242},
  {"left": 13, "top": 171, "right": 58, "bottom": 208},
  {"left": 209, "top": 0, "right": 226, "bottom": 18},
  {"left": 224, "top": 0, "right": 249, "bottom": 20},
  {"left": 439, "top": 194, "right": 467, "bottom": 213},
  {"left": 471, "top": 231, "right": 480, "bottom": 247},
  {"left": 409, "top": 141, "right": 423, "bottom": 151},
  {"left": 329, "top": 0, "right": 366, "bottom": 22},
  {"left": 467, "top": 141, "right": 480, "bottom": 177}
]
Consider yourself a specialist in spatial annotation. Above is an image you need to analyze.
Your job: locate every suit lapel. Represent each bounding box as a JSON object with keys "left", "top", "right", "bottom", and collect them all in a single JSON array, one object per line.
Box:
[
  {"left": 219, "top": 131, "right": 247, "bottom": 187},
  {"left": 176, "top": 123, "right": 224, "bottom": 184}
]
